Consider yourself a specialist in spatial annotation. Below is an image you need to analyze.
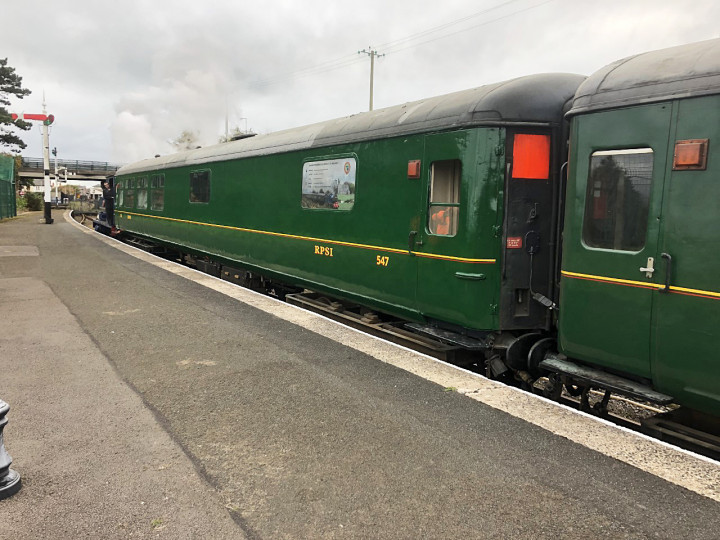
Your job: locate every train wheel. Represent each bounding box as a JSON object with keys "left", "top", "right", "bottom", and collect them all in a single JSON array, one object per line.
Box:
[{"left": 527, "top": 337, "right": 555, "bottom": 378}]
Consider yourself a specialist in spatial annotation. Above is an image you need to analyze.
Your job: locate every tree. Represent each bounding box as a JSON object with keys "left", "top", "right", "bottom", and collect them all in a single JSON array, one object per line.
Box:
[
  {"left": 171, "top": 130, "right": 199, "bottom": 152},
  {"left": 0, "top": 58, "right": 32, "bottom": 152}
]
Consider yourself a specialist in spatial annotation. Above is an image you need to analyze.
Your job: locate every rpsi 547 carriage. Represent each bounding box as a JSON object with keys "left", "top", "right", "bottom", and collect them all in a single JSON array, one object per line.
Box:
[{"left": 113, "top": 39, "right": 720, "bottom": 428}]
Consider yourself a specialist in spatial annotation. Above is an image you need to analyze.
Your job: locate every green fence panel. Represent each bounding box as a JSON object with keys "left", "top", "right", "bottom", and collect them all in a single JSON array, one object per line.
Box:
[{"left": 0, "top": 155, "right": 16, "bottom": 219}]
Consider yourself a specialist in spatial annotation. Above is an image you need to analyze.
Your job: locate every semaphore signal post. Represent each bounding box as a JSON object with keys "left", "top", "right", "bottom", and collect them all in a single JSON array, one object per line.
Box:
[{"left": 12, "top": 104, "right": 56, "bottom": 224}]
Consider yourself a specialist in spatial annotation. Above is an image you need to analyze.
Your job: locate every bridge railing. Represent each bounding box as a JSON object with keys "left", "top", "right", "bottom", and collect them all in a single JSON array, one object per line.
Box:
[{"left": 21, "top": 158, "right": 124, "bottom": 173}]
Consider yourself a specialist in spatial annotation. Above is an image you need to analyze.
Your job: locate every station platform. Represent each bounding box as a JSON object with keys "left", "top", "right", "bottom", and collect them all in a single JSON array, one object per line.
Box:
[{"left": 0, "top": 210, "right": 718, "bottom": 539}]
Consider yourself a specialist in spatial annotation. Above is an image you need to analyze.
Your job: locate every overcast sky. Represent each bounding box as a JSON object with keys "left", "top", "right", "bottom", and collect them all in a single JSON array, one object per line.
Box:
[{"left": 3, "top": 0, "right": 719, "bottom": 164}]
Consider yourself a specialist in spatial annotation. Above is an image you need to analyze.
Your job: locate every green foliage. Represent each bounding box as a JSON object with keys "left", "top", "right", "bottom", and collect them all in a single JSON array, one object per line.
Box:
[
  {"left": 0, "top": 58, "right": 32, "bottom": 152},
  {"left": 171, "top": 130, "right": 199, "bottom": 151},
  {"left": 23, "top": 192, "right": 43, "bottom": 211},
  {"left": 15, "top": 193, "right": 27, "bottom": 211}
]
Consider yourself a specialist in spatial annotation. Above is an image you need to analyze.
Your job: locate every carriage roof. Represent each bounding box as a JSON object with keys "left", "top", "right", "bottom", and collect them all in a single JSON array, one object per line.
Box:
[
  {"left": 568, "top": 38, "right": 720, "bottom": 116},
  {"left": 118, "top": 73, "right": 583, "bottom": 175}
]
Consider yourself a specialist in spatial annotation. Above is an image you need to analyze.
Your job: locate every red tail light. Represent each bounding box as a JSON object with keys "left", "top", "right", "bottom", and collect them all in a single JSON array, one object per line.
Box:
[{"left": 512, "top": 134, "right": 551, "bottom": 180}]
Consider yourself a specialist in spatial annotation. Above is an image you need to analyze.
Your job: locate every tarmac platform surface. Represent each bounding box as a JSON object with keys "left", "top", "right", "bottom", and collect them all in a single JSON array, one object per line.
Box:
[{"left": 0, "top": 210, "right": 719, "bottom": 539}]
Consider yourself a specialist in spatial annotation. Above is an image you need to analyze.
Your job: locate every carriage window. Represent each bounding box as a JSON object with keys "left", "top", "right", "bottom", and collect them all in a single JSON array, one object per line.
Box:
[
  {"left": 116, "top": 182, "right": 124, "bottom": 207},
  {"left": 301, "top": 158, "right": 356, "bottom": 211},
  {"left": 124, "top": 189, "right": 135, "bottom": 209},
  {"left": 428, "top": 159, "right": 461, "bottom": 236},
  {"left": 135, "top": 176, "right": 147, "bottom": 209},
  {"left": 583, "top": 148, "right": 653, "bottom": 251},
  {"left": 151, "top": 190, "right": 164, "bottom": 211},
  {"left": 150, "top": 174, "right": 165, "bottom": 188},
  {"left": 190, "top": 170, "right": 210, "bottom": 203},
  {"left": 151, "top": 174, "right": 165, "bottom": 211},
  {"left": 137, "top": 188, "right": 148, "bottom": 209}
]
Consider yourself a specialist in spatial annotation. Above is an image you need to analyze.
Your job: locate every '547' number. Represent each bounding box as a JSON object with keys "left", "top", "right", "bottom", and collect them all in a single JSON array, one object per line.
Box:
[{"left": 376, "top": 256, "right": 390, "bottom": 267}]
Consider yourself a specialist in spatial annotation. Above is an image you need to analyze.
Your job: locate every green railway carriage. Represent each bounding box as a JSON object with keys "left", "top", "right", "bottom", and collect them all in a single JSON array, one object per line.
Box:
[
  {"left": 115, "top": 73, "right": 583, "bottom": 338},
  {"left": 110, "top": 39, "right": 720, "bottom": 428},
  {"left": 559, "top": 39, "right": 720, "bottom": 417}
]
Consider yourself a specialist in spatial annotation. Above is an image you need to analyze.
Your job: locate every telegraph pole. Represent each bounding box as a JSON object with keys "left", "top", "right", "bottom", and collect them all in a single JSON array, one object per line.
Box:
[{"left": 358, "top": 47, "right": 384, "bottom": 111}]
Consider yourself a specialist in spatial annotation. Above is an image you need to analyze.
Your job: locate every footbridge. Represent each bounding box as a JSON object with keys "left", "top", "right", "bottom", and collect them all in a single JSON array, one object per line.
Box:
[{"left": 19, "top": 157, "right": 124, "bottom": 183}]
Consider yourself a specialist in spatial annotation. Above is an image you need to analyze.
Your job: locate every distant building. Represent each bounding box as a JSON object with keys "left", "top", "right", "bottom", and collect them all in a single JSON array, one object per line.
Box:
[
  {"left": 85, "top": 185, "right": 103, "bottom": 200},
  {"left": 28, "top": 179, "right": 45, "bottom": 194}
]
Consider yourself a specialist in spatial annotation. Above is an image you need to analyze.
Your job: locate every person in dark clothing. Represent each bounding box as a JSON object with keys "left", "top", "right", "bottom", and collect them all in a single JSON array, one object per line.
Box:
[{"left": 102, "top": 178, "right": 115, "bottom": 229}]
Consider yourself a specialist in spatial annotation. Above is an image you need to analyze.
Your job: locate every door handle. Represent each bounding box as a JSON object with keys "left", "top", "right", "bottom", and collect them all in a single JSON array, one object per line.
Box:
[
  {"left": 639, "top": 257, "right": 655, "bottom": 278},
  {"left": 660, "top": 253, "right": 673, "bottom": 293},
  {"left": 408, "top": 230, "right": 418, "bottom": 253}
]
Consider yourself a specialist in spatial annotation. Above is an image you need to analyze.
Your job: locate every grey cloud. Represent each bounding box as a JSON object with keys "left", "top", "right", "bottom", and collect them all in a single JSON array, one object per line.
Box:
[{"left": 2, "top": 0, "right": 719, "bottom": 163}]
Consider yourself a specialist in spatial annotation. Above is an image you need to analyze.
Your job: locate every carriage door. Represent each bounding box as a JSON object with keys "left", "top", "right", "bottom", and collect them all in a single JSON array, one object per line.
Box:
[
  {"left": 651, "top": 95, "right": 720, "bottom": 412},
  {"left": 560, "top": 103, "right": 672, "bottom": 379},
  {"left": 413, "top": 129, "right": 500, "bottom": 331}
]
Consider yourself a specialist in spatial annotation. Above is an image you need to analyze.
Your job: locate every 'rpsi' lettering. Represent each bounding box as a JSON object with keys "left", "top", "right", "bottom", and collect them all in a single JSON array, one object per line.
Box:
[{"left": 314, "top": 245, "right": 334, "bottom": 257}]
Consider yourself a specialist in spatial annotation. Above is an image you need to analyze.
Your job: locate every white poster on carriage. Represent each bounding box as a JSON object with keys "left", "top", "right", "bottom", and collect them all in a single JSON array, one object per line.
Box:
[{"left": 301, "top": 157, "right": 356, "bottom": 210}]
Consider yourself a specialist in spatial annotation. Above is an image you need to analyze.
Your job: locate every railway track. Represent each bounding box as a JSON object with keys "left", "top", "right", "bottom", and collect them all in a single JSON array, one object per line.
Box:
[{"left": 76, "top": 212, "right": 720, "bottom": 462}]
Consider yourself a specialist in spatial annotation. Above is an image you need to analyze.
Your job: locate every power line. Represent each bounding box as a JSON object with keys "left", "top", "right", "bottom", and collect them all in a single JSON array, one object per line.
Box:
[
  {"left": 250, "top": 0, "right": 555, "bottom": 89},
  {"left": 375, "top": 0, "right": 525, "bottom": 51},
  {"left": 252, "top": 54, "right": 364, "bottom": 88},
  {"left": 382, "top": 0, "right": 555, "bottom": 55}
]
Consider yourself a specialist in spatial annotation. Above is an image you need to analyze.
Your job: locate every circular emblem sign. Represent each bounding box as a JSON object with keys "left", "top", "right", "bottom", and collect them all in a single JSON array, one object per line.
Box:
[{"left": 344, "top": 162, "right": 351, "bottom": 175}]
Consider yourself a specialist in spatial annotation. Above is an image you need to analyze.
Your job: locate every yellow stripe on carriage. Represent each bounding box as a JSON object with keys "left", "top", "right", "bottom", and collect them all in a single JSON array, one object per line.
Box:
[
  {"left": 561, "top": 270, "right": 720, "bottom": 300},
  {"left": 118, "top": 211, "right": 496, "bottom": 265}
]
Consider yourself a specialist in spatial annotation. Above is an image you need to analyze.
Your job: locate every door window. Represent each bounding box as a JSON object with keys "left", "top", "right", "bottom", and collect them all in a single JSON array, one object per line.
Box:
[
  {"left": 582, "top": 148, "right": 653, "bottom": 251},
  {"left": 427, "top": 159, "right": 461, "bottom": 236}
]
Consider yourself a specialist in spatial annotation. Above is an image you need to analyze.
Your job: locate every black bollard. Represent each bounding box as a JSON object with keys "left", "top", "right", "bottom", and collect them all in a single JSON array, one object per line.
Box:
[
  {"left": 43, "top": 201, "right": 54, "bottom": 224},
  {"left": 0, "top": 399, "right": 21, "bottom": 499}
]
